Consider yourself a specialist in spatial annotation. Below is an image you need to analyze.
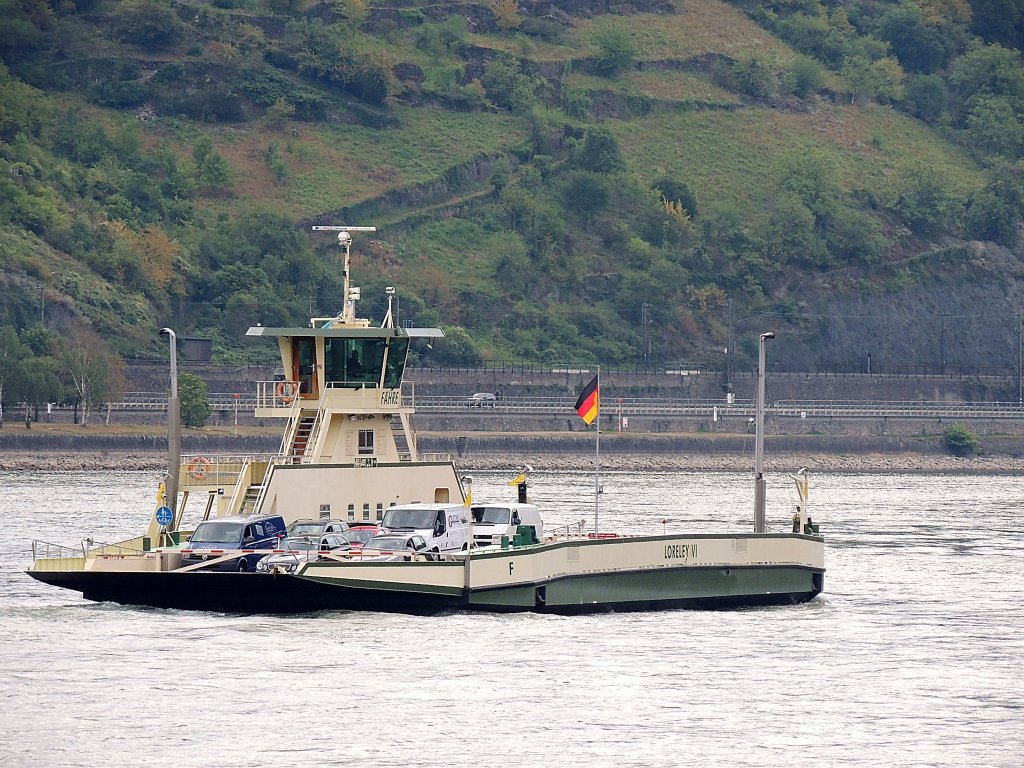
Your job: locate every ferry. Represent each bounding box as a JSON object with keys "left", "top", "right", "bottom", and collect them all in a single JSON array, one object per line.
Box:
[{"left": 27, "top": 226, "right": 825, "bottom": 614}]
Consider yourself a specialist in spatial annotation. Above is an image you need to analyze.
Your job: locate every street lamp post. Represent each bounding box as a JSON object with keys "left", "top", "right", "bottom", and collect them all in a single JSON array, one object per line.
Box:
[
  {"left": 754, "top": 331, "right": 775, "bottom": 534},
  {"left": 159, "top": 328, "right": 180, "bottom": 520}
]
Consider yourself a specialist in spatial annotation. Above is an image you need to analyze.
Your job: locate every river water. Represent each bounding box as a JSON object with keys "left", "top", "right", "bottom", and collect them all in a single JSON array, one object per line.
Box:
[{"left": 0, "top": 469, "right": 1021, "bottom": 767}]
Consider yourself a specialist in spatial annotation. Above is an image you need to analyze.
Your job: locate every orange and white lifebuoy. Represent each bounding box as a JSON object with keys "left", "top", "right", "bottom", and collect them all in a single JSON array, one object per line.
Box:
[
  {"left": 187, "top": 455, "right": 211, "bottom": 479},
  {"left": 275, "top": 381, "right": 297, "bottom": 404}
]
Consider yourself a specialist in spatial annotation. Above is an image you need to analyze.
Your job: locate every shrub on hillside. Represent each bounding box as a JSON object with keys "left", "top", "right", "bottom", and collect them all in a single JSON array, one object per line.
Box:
[
  {"left": 784, "top": 56, "right": 824, "bottom": 98},
  {"left": 115, "top": 0, "right": 186, "bottom": 49},
  {"left": 943, "top": 423, "right": 980, "bottom": 457},
  {"left": 591, "top": 21, "right": 636, "bottom": 77},
  {"left": 904, "top": 74, "right": 948, "bottom": 123}
]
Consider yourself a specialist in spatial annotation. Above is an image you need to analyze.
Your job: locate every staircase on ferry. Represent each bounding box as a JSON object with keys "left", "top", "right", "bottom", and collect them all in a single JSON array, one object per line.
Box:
[
  {"left": 237, "top": 485, "right": 262, "bottom": 515},
  {"left": 289, "top": 413, "right": 317, "bottom": 462}
]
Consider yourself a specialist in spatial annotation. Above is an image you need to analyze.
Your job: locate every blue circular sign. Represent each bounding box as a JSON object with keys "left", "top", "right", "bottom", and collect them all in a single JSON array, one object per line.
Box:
[{"left": 155, "top": 506, "right": 173, "bottom": 526}]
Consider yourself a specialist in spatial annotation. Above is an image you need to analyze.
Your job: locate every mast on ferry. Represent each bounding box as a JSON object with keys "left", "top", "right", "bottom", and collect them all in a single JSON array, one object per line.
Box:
[
  {"left": 754, "top": 331, "right": 774, "bottom": 534},
  {"left": 310, "top": 225, "right": 377, "bottom": 325}
]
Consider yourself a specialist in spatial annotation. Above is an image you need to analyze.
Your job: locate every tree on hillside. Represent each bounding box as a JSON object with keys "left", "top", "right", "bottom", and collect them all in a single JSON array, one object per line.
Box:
[
  {"left": 904, "top": 74, "right": 949, "bottom": 123},
  {"left": 893, "top": 165, "right": 963, "bottom": 236},
  {"left": 568, "top": 126, "right": 624, "bottom": 173},
  {"left": 54, "top": 329, "right": 125, "bottom": 426},
  {"left": 0, "top": 325, "right": 28, "bottom": 428},
  {"left": 115, "top": 0, "right": 185, "bottom": 49},
  {"left": 875, "top": 2, "right": 951, "bottom": 74},
  {"left": 178, "top": 372, "right": 211, "bottom": 428}
]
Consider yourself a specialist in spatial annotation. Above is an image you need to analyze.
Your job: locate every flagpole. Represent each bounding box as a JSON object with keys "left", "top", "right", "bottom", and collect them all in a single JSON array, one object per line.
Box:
[{"left": 595, "top": 366, "right": 600, "bottom": 536}]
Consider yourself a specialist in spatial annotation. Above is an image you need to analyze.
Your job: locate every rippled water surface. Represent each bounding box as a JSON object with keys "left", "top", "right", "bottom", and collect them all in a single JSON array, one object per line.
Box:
[{"left": 1, "top": 469, "right": 1021, "bottom": 767}]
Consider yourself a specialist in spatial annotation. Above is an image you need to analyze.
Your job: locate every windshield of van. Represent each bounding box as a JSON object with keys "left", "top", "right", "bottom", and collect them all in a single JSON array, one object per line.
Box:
[
  {"left": 381, "top": 508, "right": 436, "bottom": 530},
  {"left": 472, "top": 507, "right": 511, "bottom": 525},
  {"left": 190, "top": 522, "right": 244, "bottom": 544}
]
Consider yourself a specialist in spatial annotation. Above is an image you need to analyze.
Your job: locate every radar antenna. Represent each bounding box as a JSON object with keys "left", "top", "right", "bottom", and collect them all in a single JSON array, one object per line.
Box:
[{"left": 311, "top": 225, "right": 376, "bottom": 324}]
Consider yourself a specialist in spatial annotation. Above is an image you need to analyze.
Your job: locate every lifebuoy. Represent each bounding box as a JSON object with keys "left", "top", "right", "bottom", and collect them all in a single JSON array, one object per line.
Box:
[
  {"left": 188, "top": 455, "right": 211, "bottom": 479},
  {"left": 275, "top": 381, "right": 297, "bottom": 404}
]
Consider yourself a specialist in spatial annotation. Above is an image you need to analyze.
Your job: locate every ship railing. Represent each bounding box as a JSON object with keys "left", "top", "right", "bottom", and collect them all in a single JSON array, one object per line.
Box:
[
  {"left": 402, "top": 451, "right": 455, "bottom": 463},
  {"left": 32, "top": 540, "right": 85, "bottom": 561},
  {"left": 32, "top": 538, "right": 148, "bottom": 561},
  {"left": 180, "top": 454, "right": 277, "bottom": 488},
  {"left": 545, "top": 519, "right": 589, "bottom": 542}
]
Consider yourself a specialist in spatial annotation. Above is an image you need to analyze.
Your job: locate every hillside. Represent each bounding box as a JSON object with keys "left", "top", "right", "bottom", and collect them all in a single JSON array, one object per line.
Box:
[{"left": 2, "top": 0, "right": 1024, "bottom": 412}]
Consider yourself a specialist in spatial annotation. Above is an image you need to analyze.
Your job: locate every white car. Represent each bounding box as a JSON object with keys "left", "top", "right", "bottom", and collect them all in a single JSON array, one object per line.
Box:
[{"left": 466, "top": 392, "right": 496, "bottom": 407}]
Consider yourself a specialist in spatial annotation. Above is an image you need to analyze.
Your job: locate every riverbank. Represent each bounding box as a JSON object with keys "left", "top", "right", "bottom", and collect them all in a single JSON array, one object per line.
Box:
[
  {"left": 2, "top": 423, "right": 1021, "bottom": 472},
  {"left": 2, "top": 450, "right": 1023, "bottom": 474}
]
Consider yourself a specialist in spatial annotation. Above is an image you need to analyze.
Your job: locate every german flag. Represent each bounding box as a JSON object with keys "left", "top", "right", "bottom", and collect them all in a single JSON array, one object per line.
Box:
[{"left": 574, "top": 375, "right": 599, "bottom": 425}]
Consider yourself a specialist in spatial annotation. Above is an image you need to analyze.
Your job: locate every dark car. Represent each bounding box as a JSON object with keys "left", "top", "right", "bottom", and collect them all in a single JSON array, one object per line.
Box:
[
  {"left": 180, "top": 514, "right": 286, "bottom": 572},
  {"left": 255, "top": 534, "right": 351, "bottom": 574}
]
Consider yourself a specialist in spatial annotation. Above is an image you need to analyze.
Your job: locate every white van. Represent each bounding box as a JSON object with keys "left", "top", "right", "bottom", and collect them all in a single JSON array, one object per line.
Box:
[
  {"left": 470, "top": 504, "right": 544, "bottom": 547},
  {"left": 378, "top": 503, "right": 469, "bottom": 554}
]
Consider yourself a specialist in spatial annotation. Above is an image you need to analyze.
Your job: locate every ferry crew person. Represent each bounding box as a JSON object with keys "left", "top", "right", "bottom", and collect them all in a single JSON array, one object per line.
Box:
[{"left": 347, "top": 349, "right": 363, "bottom": 376}]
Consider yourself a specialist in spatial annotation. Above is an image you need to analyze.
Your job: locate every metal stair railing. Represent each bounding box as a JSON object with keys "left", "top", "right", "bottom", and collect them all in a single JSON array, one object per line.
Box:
[
  {"left": 301, "top": 398, "right": 330, "bottom": 464},
  {"left": 226, "top": 456, "right": 252, "bottom": 516}
]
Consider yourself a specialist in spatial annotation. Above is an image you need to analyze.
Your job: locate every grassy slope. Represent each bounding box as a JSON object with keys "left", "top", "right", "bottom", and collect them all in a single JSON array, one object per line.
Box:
[
  {"left": 0, "top": 0, "right": 1000, "bottom": 369},
  {"left": 615, "top": 104, "right": 983, "bottom": 226}
]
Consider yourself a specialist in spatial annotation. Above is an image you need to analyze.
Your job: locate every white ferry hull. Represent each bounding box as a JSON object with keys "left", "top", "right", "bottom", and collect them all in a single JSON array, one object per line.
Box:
[{"left": 29, "top": 533, "right": 823, "bottom": 614}]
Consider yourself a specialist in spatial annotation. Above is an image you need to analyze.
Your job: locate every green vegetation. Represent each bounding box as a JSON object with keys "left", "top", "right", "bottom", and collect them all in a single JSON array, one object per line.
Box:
[
  {"left": 943, "top": 423, "right": 981, "bottom": 457},
  {"left": 178, "top": 372, "right": 212, "bottom": 428},
  {"left": 1, "top": 0, "right": 1024, "bottom": 417}
]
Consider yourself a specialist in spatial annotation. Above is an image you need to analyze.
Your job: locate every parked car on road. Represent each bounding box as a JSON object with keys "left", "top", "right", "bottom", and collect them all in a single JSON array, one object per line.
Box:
[{"left": 466, "top": 392, "right": 496, "bottom": 407}]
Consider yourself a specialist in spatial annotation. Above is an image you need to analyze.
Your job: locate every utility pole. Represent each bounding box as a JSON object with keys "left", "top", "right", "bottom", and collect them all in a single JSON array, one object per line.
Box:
[
  {"left": 1017, "top": 312, "right": 1022, "bottom": 406},
  {"left": 641, "top": 303, "right": 651, "bottom": 371},
  {"left": 940, "top": 312, "right": 948, "bottom": 375},
  {"left": 724, "top": 297, "right": 733, "bottom": 398}
]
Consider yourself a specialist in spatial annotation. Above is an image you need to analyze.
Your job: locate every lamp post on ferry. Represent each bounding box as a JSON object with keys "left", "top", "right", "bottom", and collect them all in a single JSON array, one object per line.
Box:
[
  {"left": 754, "top": 331, "right": 774, "bottom": 534},
  {"left": 160, "top": 328, "right": 181, "bottom": 521}
]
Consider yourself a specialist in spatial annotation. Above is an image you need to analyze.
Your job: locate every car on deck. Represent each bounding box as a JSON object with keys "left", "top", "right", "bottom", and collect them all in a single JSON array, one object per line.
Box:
[
  {"left": 180, "top": 514, "right": 287, "bottom": 572},
  {"left": 343, "top": 525, "right": 379, "bottom": 548},
  {"left": 466, "top": 392, "right": 496, "bottom": 407},
  {"left": 255, "top": 534, "right": 352, "bottom": 574},
  {"left": 356, "top": 534, "right": 430, "bottom": 561},
  {"left": 287, "top": 519, "right": 350, "bottom": 536}
]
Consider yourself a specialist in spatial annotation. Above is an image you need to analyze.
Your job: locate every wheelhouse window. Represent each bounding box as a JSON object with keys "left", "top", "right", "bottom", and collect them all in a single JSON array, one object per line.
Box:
[
  {"left": 358, "top": 429, "right": 374, "bottom": 455},
  {"left": 324, "top": 338, "right": 387, "bottom": 388},
  {"left": 382, "top": 338, "right": 409, "bottom": 389}
]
